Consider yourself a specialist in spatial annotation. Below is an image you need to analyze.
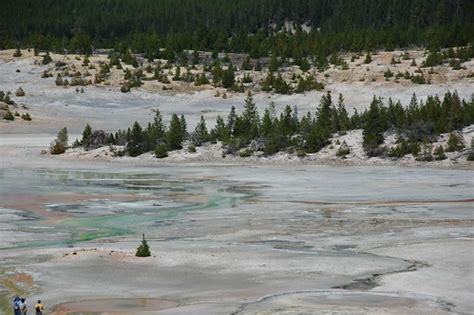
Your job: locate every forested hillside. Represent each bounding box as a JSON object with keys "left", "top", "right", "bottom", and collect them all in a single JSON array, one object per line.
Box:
[{"left": 2, "top": 0, "right": 473, "bottom": 56}]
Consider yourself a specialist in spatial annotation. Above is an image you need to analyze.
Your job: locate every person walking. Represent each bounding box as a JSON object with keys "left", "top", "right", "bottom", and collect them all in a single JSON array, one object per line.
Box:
[
  {"left": 20, "top": 298, "right": 28, "bottom": 315},
  {"left": 35, "top": 300, "right": 44, "bottom": 315},
  {"left": 13, "top": 296, "right": 21, "bottom": 315}
]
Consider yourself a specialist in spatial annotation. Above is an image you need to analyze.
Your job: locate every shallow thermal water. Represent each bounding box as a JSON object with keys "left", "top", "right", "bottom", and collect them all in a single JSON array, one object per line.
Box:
[{"left": 0, "top": 164, "right": 473, "bottom": 314}]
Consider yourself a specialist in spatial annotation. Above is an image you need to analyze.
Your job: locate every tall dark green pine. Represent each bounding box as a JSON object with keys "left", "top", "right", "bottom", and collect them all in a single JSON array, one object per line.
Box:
[
  {"left": 316, "top": 92, "right": 334, "bottom": 137},
  {"left": 193, "top": 116, "right": 209, "bottom": 145},
  {"left": 127, "top": 121, "right": 144, "bottom": 157},
  {"left": 167, "top": 114, "right": 183, "bottom": 150},
  {"left": 336, "top": 94, "right": 350, "bottom": 133},
  {"left": 214, "top": 115, "right": 229, "bottom": 142},
  {"left": 241, "top": 92, "right": 260, "bottom": 141},
  {"left": 148, "top": 110, "right": 165, "bottom": 145},
  {"left": 363, "top": 97, "right": 385, "bottom": 156},
  {"left": 82, "top": 124, "right": 92, "bottom": 146},
  {"left": 179, "top": 114, "right": 188, "bottom": 139},
  {"left": 221, "top": 64, "right": 235, "bottom": 88},
  {"left": 227, "top": 106, "right": 237, "bottom": 137},
  {"left": 261, "top": 108, "right": 274, "bottom": 137}
]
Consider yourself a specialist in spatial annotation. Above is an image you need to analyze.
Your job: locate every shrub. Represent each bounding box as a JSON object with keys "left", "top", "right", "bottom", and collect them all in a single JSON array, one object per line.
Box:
[
  {"left": 446, "top": 132, "right": 464, "bottom": 152},
  {"left": 434, "top": 145, "right": 446, "bottom": 160},
  {"left": 263, "top": 139, "right": 280, "bottom": 156},
  {"left": 41, "top": 71, "right": 52, "bottom": 78},
  {"left": 194, "top": 73, "right": 209, "bottom": 86},
  {"left": 449, "top": 58, "right": 461, "bottom": 70},
  {"left": 188, "top": 144, "right": 196, "bottom": 153},
  {"left": 57, "top": 127, "right": 68, "bottom": 147},
  {"left": 411, "top": 73, "right": 426, "bottom": 84},
  {"left": 135, "top": 234, "right": 151, "bottom": 257},
  {"left": 468, "top": 138, "right": 474, "bottom": 161},
  {"left": 13, "top": 48, "right": 22, "bottom": 57},
  {"left": 336, "top": 141, "right": 351, "bottom": 159},
  {"left": 55, "top": 74, "right": 63, "bottom": 86},
  {"left": 21, "top": 113, "right": 32, "bottom": 121},
  {"left": 421, "top": 51, "right": 443, "bottom": 67},
  {"left": 296, "top": 149, "right": 307, "bottom": 158},
  {"left": 154, "top": 144, "right": 168, "bottom": 158},
  {"left": 42, "top": 53, "right": 52, "bottom": 65},
  {"left": 120, "top": 84, "right": 131, "bottom": 93},
  {"left": 417, "top": 141, "right": 433, "bottom": 162},
  {"left": 384, "top": 68, "right": 393, "bottom": 79},
  {"left": 49, "top": 139, "right": 66, "bottom": 155},
  {"left": 15, "top": 87, "right": 25, "bottom": 97},
  {"left": 242, "top": 73, "right": 253, "bottom": 83},
  {"left": 364, "top": 52, "right": 372, "bottom": 64},
  {"left": 239, "top": 149, "right": 252, "bottom": 158},
  {"left": 387, "top": 140, "right": 420, "bottom": 158},
  {"left": 390, "top": 56, "right": 400, "bottom": 64},
  {"left": 3, "top": 110, "right": 14, "bottom": 120}
]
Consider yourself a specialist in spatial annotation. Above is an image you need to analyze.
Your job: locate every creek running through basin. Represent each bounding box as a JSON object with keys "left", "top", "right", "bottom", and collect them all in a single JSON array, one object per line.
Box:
[{"left": 0, "top": 164, "right": 473, "bottom": 314}]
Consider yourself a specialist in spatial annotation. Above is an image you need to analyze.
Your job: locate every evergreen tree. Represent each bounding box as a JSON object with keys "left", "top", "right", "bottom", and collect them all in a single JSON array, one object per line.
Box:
[
  {"left": 269, "top": 53, "right": 279, "bottom": 72},
  {"left": 127, "top": 121, "right": 144, "bottom": 157},
  {"left": 446, "top": 132, "right": 464, "bottom": 152},
  {"left": 364, "top": 52, "right": 372, "bottom": 64},
  {"left": 214, "top": 115, "right": 229, "bottom": 142},
  {"left": 82, "top": 124, "right": 92, "bottom": 146},
  {"left": 241, "top": 55, "right": 252, "bottom": 70},
  {"left": 240, "top": 92, "right": 260, "bottom": 141},
  {"left": 180, "top": 114, "right": 188, "bottom": 140},
  {"left": 434, "top": 145, "right": 446, "bottom": 160},
  {"left": 57, "top": 127, "right": 68, "bottom": 147},
  {"left": 192, "top": 50, "right": 200, "bottom": 65},
  {"left": 173, "top": 66, "right": 181, "bottom": 81},
  {"left": 227, "top": 106, "right": 237, "bottom": 137},
  {"left": 154, "top": 144, "right": 168, "bottom": 158},
  {"left": 221, "top": 64, "right": 235, "bottom": 88},
  {"left": 135, "top": 234, "right": 151, "bottom": 257},
  {"left": 167, "top": 113, "right": 183, "bottom": 150},
  {"left": 4, "top": 0, "right": 472, "bottom": 59},
  {"left": 305, "top": 125, "right": 330, "bottom": 153},
  {"left": 261, "top": 108, "right": 275, "bottom": 137},
  {"left": 363, "top": 97, "right": 386, "bottom": 156},
  {"left": 468, "top": 138, "right": 474, "bottom": 161},
  {"left": 193, "top": 116, "right": 209, "bottom": 145},
  {"left": 336, "top": 94, "right": 350, "bottom": 134},
  {"left": 148, "top": 110, "right": 166, "bottom": 145},
  {"left": 316, "top": 92, "right": 334, "bottom": 136}
]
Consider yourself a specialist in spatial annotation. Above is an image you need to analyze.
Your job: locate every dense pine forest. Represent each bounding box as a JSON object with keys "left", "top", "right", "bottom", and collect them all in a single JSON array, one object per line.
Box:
[{"left": 2, "top": 0, "right": 474, "bottom": 56}]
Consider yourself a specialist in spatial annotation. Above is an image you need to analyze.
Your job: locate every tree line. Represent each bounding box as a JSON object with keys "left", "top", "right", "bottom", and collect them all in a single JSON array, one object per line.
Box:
[
  {"left": 57, "top": 91, "right": 473, "bottom": 160},
  {"left": 3, "top": 0, "right": 473, "bottom": 57}
]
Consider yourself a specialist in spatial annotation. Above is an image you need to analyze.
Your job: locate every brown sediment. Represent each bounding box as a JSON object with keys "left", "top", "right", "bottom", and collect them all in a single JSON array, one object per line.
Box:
[
  {"left": 13, "top": 272, "right": 34, "bottom": 288},
  {"left": 0, "top": 268, "right": 34, "bottom": 301},
  {"left": 52, "top": 298, "right": 178, "bottom": 314}
]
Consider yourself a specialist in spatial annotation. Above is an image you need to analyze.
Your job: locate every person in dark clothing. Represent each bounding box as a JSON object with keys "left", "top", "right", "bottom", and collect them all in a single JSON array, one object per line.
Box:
[{"left": 13, "top": 296, "right": 22, "bottom": 315}]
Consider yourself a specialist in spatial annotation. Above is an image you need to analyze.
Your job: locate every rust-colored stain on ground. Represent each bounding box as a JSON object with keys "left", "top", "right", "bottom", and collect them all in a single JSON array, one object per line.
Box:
[{"left": 0, "top": 193, "right": 162, "bottom": 224}]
